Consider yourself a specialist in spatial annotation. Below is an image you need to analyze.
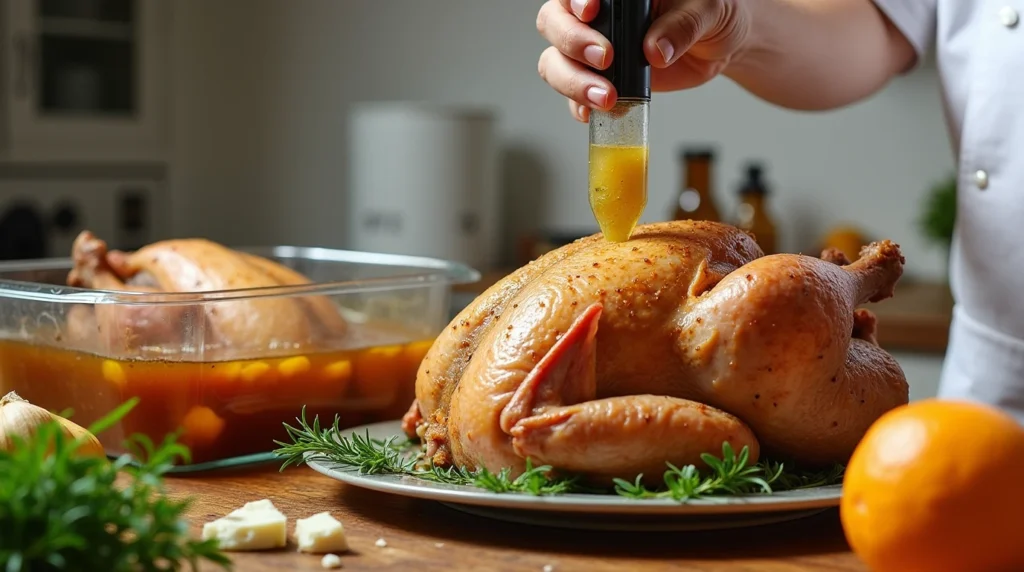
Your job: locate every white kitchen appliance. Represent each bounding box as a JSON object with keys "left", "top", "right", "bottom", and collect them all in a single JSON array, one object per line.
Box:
[
  {"left": 348, "top": 102, "right": 499, "bottom": 270},
  {"left": 0, "top": 164, "right": 169, "bottom": 261}
]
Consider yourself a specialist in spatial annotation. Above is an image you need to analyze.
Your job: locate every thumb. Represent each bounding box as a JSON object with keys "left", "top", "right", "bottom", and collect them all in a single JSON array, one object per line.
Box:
[{"left": 644, "top": 6, "right": 716, "bottom": 67}]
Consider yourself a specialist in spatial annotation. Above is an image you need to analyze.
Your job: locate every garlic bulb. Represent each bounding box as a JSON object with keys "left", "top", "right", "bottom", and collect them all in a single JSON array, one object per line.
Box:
[{"left": 0, "top": 391, "right": 105, "bottom": 457}]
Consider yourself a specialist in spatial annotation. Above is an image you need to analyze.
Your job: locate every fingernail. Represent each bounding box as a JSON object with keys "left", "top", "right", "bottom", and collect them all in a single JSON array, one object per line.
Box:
[
  {"left": 656, "top": 38, "right": 675, "bottom": 65},
  {"left": 583, "top": 45, "right": 606, "bottom": 68},
  {"left": 571, "top": 0, "right": 587, "bottom": 18},
  {"left": 586, "top": 86, "right": 608, "bottom": 108},
  {"left": 577, "top": 104, "right": 587, "bottom": 119}
]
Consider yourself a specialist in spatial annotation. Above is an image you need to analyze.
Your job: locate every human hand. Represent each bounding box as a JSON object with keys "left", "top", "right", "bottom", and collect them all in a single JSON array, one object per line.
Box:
[{"left": 536, "top": 0, "right": 752, "bottom": 122}]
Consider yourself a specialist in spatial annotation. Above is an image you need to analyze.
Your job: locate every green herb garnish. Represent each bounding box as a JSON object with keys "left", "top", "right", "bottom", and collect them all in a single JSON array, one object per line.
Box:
[
  {"left": 274, "top": 409, "right": 588, "bottom": 495},
  {"left": 0, "top": 398, "right": 232, "bottom": 571},
  {"left": 611, "top": 442, "right": 781, "bottom": 501},
  {"left": 274, "top": 407, "right": 844, "bottom": 501}
]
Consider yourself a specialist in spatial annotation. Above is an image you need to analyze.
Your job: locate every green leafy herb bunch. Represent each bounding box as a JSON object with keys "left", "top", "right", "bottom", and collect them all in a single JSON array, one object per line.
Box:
[{"left": 0, "top": 398, "right": 231, "bottom": 572}]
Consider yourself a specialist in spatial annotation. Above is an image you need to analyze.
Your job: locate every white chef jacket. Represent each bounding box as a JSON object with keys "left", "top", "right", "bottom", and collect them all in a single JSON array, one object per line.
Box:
[{"left": 872, "top": 0, "right": 1024, "bottom": 423}]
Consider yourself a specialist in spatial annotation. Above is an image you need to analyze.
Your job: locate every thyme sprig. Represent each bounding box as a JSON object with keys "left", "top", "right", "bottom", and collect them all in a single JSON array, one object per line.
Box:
[
  {"left": 273, "top": 407, "right": 844, "bottom": 501},
  {"left": 611, "top": 442, "right": 783, "bottom": 501}
]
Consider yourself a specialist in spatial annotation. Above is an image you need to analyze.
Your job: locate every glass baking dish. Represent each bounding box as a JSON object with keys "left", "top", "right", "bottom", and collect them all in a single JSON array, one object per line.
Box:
[{"left": 0, "top": 246, "right": 479, "bottom": 472}]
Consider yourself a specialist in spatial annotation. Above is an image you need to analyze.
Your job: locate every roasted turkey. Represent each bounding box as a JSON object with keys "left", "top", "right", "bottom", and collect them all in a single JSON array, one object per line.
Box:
[
  {"left": 65, "top": 231, "right": 347, "bottom": 356},
  {"left": 402, "top": 220, "right": 909, "bottom": 484}
]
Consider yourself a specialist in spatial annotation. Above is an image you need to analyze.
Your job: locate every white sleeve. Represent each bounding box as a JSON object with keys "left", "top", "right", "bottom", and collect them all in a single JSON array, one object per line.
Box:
[{"left": 871, "top": 0, "right": 937, "bottom": 60}]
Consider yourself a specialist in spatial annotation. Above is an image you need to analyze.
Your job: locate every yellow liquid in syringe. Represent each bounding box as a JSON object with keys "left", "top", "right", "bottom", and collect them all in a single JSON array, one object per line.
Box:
[{"left": 589, "top": 144, "right": 649, "bottom": 242}]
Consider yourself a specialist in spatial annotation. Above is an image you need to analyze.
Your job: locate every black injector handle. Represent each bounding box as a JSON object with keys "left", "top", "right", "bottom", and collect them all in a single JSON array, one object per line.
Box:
[{"left": 590, "top": 0, "right": 653, "bottom": 101}]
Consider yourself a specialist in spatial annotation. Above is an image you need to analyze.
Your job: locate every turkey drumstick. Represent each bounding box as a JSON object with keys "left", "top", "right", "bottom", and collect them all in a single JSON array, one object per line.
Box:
[{"left": 678, "top": 239, "right": 908, "bottom": 465}]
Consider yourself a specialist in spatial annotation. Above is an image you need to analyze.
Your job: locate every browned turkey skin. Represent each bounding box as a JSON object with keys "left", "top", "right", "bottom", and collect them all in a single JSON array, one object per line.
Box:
[
  {"left": 65, "top": 231, "right": 347, "bottom": 356},
  {"left": 402, "top": 220, "right": 909, "bottom": 485}
]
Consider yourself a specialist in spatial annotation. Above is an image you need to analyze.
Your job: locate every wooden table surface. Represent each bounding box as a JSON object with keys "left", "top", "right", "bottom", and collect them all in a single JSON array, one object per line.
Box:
[{"left": 163, "top": 464, "right": 866, "bottom": 572}]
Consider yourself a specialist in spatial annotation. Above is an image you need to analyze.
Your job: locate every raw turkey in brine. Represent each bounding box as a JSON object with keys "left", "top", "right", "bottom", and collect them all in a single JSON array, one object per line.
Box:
[{"left": 65, "top": 231, "right": 347, "bottom": 357}]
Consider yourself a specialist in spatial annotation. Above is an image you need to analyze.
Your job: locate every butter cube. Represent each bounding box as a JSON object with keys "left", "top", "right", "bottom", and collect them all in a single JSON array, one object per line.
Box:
[
  {"left": 201, "top": 499, "right": 287, "bottom": 551},
  {"left": 294, "top": 512, "right": 349, "bottom": 554}
]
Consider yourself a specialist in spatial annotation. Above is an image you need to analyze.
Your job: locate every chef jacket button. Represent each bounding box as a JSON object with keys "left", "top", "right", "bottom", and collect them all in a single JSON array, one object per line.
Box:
[
  {"left": 974, "top": 169, "right": 990, "bottom": 190},
  {"left": 1000, "top": 6, "right": 1019, "bottom": 28}
]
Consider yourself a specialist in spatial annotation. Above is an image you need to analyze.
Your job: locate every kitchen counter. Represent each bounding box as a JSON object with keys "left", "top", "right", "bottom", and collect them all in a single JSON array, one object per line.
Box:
[
  {"left": 455, "top": 272, "right": 953, "bottom": 354},
  {"left": 164, "top": 465, "right": 865, "bottom": 571}
]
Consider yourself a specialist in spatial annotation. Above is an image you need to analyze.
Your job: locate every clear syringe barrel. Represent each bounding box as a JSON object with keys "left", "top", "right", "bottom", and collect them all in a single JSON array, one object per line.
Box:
[
  {"left": 589, "top": 98, "right": 649, "bottom": 147},
  {"left": 588, "top": 98, "right": 650, "bottom": 242}
]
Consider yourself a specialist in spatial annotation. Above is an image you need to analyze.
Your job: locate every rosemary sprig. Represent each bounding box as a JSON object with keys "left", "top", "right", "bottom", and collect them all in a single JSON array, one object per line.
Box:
[
  {"left": 273, "top": 408, "right": 844, "bottom": 501},
  {"left": 274, "top": 408, "right": 587, "bottom": 495},
  {"left": 276, "top": 410, "right": 415, "bottom": 475}
]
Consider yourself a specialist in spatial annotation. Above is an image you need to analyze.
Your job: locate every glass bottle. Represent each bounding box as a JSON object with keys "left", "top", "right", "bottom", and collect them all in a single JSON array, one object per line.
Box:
[
  {"left": 672, "top": 148, "right": 721, "bottom": 222},
  {"left": 733, "top": 162, "right": 778, "bottom": 255}
]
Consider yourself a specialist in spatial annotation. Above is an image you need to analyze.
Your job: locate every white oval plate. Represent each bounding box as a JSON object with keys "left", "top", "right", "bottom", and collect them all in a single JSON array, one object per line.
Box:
[{"left": 306, "top": 420, "right": 843, "bottom": 531}]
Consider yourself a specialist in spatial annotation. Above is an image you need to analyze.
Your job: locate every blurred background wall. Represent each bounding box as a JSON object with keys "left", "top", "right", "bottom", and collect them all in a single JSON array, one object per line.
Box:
[
  {"left": 165, "top": 0, "right": 954, "bottom": 278},
  {"left": 0, "top": 0, "right": 954, "bottom": 399}
]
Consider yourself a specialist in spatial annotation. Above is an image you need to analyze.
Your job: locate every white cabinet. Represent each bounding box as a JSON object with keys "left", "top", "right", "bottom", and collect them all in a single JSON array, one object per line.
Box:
[{"left": 0, "top": 0, "right": 170, "bottom": 161}]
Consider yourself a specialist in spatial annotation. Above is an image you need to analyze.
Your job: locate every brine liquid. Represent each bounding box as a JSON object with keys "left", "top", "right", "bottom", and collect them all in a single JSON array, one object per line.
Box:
[
  {"left": 589, "top": 143, "right": 649, "bottom": 242},
  {"left": 0, "top": 337, "right": 434, "bottom": 465}
]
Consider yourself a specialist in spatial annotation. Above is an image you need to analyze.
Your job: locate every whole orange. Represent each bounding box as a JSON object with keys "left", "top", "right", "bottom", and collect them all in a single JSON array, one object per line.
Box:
[{"left": 840, "top": 398, "right": 1024, "bottom": 572}]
